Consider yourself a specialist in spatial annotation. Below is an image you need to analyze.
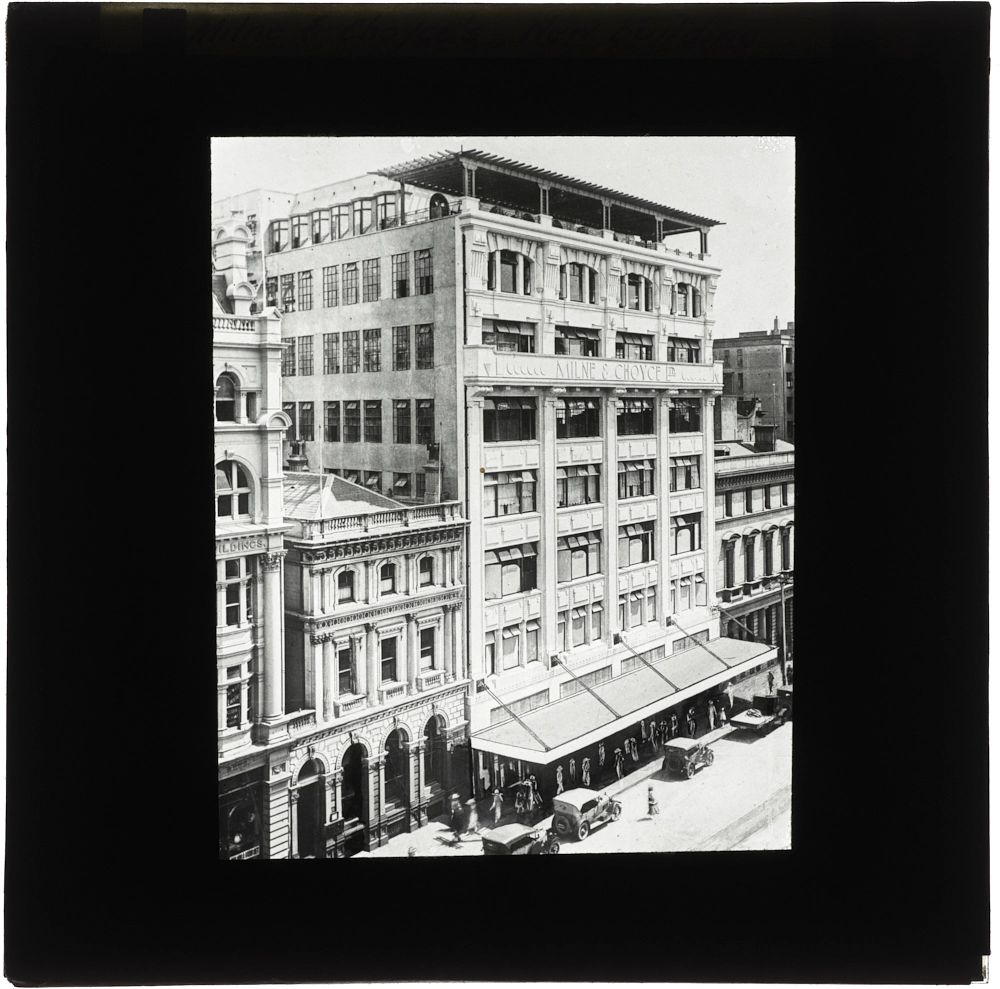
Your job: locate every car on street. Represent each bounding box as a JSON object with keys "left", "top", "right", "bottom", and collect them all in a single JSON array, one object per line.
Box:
[
  {"left": 662, "top": 737, "right": 715, "bottom": 778},
  {"left": 481, "top": 822, "right": 561, "bottom": 855},
  {"left": 551, "top": 788, "right": 622, "bottom": 841}
]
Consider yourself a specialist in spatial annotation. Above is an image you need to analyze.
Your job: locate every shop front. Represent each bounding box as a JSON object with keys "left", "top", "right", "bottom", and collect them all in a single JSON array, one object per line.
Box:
[
  {"left": 219, "top": 767, "right": 266, "bottom": 861},
  {"left": 472, "top": 636, "right": 775, "bottom": 816}
]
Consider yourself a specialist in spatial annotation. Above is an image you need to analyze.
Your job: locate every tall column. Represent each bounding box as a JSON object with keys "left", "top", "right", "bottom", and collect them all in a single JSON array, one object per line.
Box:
[
  {"left": 311, "top": 634, "right": 325, "bottom": 712},
  {"left": 319, "top": 570, "right": 329, "bottom": 614},
  {"left": 442, "top": 606, "right": 454, "bottom": 679},
  {"left": 656, "top": 395, "right": 673, "bottom": 624},
  {"left": 465, "top": 389, "right": 488, "bottom": 683},
  {"left": 365, "top": 623, "right": 379, "bottom": 704},
  {"left": 702, "top": 394, "right": 719, "bottom": 613},
  {"left": 539, "top": 390, "right": 561, "bottom": 661},
  {"left": 322, "top": 637, "right": 336, "bottom": 720},
  {"left": 261, "top": 552, "right": 286, "bottom": 722},
  {"left": 288, "top": 789, "right": 300, "bottom": 859},
  {"left": 406, "top": 614, "right": 419, "bottom": 694},
  {"left": 353, "top": 631, "right": 367, "bottom": 701},
  {"left": 604, "top": 390, "right": 622, "bottom": 640}
]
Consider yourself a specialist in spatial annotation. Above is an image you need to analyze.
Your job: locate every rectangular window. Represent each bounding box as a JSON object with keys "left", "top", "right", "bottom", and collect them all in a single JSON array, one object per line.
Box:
[
  {"left": 342, "top": 331, "right": 360, "bottom": 373},
  {"left": 322, "top": 265, "right": 339, "bottom": 307},
  {"left": 787, "top": 396, "right": 794, "bottom": 414},
  {"left": 414, "top": 248, "right": 433, "bottom": 295},
  {"left": 420, "top": 627, "right": 435, "bottom": 670},
  {"left": 269, "top": 220, "right": 288, "bottom": 253},
  {"left": 786, "top": 372, "right": 793, "bottom": 389},
  {"left": 298, "top": 270, "right": 313, "bottom": 310},
  {"left": 781, "top": 527, "right": 791, "bottom": 570},
  {"left": 298, "top": 335, "right": 314, "bottom": 376},
  {"left": 226, "top": 683, "right": 242, "bottom": 728},
  {"left": 416, "top": 400, "right": 435, "bottom": 445},
  {"left": 415, "top": 473, "right": 427, "bottom": 499},
  {"left": 484, "top": 397, "right": 537, "bottom": 442},
  {"left": 667, "top": 337, "right": 701, "bottom": 363},
  {"left": 266, "top": 276, "right": 278, "bottom": 307},
  {"left": 781, "top": 482, "right": 790, "bottom": 506},
  {"left": 311, "top": 210, "right": 330, "bottom": 244},
  {"left": 484, "top": 470, "right": 537, "bottom": 518},
  {"left": 416, "top": 323, "right": 434, "bottom": 369},
  {"left": 744, "top": 537, "right": 757, "bottom": 582},
  {"left": 362, "top": 258, "right": 380, "bottom": 302},
  {"left": 737, "top": 373, "right": 744, "bottom": 391},
  {"left": 282, "top": 401, "right": 296, "bottom": 439},
  {"left": 342, "top": 262, "right": 359, "bottom": 305},
  {"left": 392, "top": 253, "right": 409, "bottom": 298},
  {"left": 737, "top": 349, "right": 744, "bottom": 367},
  {"left": 393, "top": 472, "right": 411, "bottom": 497},
  {"left": 363, "top": 470, "right": 382, "bottom": 493},
  {"left": 556, "top": 398, "right": 601, "bottom": 439},
  {"left": 629, "top": 591, "right": 643, "bottom": 626},
  {"left": 617, "top": 398, "right": 655, "bottom": 436},
  {"left": 280, "top": 273, "right": 296, "bottom": 312},
  {"left": 332, "top": 205, "right": 351, "bottom": 239},
  {"left": 380, "top": 637, "right": 398, "bottom": 683},
  {"left": 392, "top": 325, "right": 411, "bottom": 370},
  {"left": 671, "top": 513, "right": 702, "bottom": 554},
  {"left": 338, "top": 647, "right": 354, "bottom": 695},
  {"left": 764, "top": 533, "right": 775, "bottom": 576},
  {"left": 556, "top": 531, "right": 602, "bottom": 582},
  {"left": 745, "top": 488, "right": 754, "bottom": 513},
  {"left": 668, "top": 456, "right": 700, "bottom": 492},
  {"left": 764, "top": 485, "right": 773, "bottom": 509},
  {"left": 323, "top": 332, "right": 340, "bottom": 374},
  {"left": 375, "top": 192, "right": 397, "bottom": 230},
  {"left": 364, "top": 401, "right": 382, "bottom": 443},
  {"left": 353, "top": 199, "right": 372, "bottom": 235},
  {"left": 786, "top": 347, "right": 794, "bottom": 364},
  {"left": 525, "top": 621, "right": 540, "bottom": 663},
  {"left": 646, "top": 586, "right": 657, "bottom": 622},
  {"left": 668, "top": 399, "right": 701, "bottom": 433},
  {"left": 501, "top": 626, "right": 520, "bottom": 670},
  {"left": 291, "top": 216, "right": 309, "bottom": 249},
  {"left": 724, "top": 491, "right": 734, "bottom": 517},
  {"left": 343, "top": 401, "right": 361, "bottom": 443},
  {"left": 617, "top": 522, "right": 655, "bottom": 568},
  {"left": 615, "top": 333, "right": 654, "bottom": 361},
  {"left": 281, "top": 338, "right": 296, "bottom": 377},
  {"left": 484, "top": 320, "right": 536, "bottom": 353},
  {"left": 555, "top": 327, "right": 600, "bottom": 357},
  {"left": 556, "top": 464, "right": 600, "bottom": 508},
  {"left": 298, "top": 402, "right": 314, "bottom": 441},
  {"left": 393, "top": 400, "right": 411, "bottom": 444},
  {"left": 363, "top": 328, "right": 381, "bottom": 372},
  {"left": 724, "top": 541, "right": 737, "bottom": 587},
  {"left": 617, "top": 460, "right": 654, "bottom": 500},
  {"left": 324, "top": 401, "right": 340, "bottom": 442},
  {"left": 483, "top": 544, "right": 538, "bottom": 600}
]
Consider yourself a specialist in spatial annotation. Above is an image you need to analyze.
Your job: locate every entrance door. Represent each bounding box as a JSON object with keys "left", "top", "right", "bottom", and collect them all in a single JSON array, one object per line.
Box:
[
  {"left": 383, "top": 729, "right": 408, "bottom": 811},
  {"left": 341, "top": 744, "right": 365, "bottom": 823},
  {"left": 296, "top": 759, "right": 325, "bottom": 858}
]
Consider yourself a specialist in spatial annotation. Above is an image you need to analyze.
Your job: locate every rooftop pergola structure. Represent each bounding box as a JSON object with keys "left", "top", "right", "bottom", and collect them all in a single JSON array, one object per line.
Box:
[{"left": 374, "top": 149, "right": 723, "bottom": 253}]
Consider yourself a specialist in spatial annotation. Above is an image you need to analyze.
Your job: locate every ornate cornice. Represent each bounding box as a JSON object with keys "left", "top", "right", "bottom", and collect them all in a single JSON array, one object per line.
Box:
[
  {"left": 307, "top": 589, "right": 465, "bottom": 632},
  {"left": 715, "top": 467, "right": 795, "bottom": 489},
  {"left": 296, "top": 527, "right": 463, "bottom": 564}
]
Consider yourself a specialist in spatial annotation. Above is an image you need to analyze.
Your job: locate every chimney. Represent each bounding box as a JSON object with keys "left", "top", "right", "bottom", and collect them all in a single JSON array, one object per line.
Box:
[
  {"left": 773, "top": 316, "right": 779, "bottom": 331},
  {"left": 787, "top": 321, "right": 794, "bottom": 330},
  {"left": 213, "top": 218, "right": 255, "bottom": 316},
  {"left": 286, "top": 439, "right": 310, "bottom": 472}
]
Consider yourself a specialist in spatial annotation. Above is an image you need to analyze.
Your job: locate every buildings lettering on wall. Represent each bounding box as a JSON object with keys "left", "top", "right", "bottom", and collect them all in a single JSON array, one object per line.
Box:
[{"left": 255, "top": 149, "right": 781, "bottom": 828}]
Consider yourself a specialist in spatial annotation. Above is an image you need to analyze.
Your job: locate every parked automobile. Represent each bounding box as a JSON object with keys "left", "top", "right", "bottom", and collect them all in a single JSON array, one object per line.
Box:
[
  {"left": 481, "top": 822, "right": 560, "bottom": 855},
  {"left": 551, "top": 788, "right": 622, "bottom": 841},
  {"left": 661, "top": 737, "right": 715, "bottom": 778}
]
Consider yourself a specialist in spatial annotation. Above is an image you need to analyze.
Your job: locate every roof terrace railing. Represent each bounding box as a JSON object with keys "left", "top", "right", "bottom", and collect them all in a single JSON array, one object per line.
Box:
[
  {"left": 213, "top": 315, "right": 258, "bottom": 333},
  {"left": 296, "top": 501, "right": 464, "bottom": 539}
]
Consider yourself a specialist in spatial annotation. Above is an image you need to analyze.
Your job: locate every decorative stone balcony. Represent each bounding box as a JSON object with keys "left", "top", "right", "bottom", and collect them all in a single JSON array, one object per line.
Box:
[
  {"left": 334, "top": 695, "right": 367, "bottom": 718},
  {"left": 378, "top": 682, "right": 407, "bottom": 704},
  {"left": 418, "top": 670, "right": 445, "bottom": 690}
]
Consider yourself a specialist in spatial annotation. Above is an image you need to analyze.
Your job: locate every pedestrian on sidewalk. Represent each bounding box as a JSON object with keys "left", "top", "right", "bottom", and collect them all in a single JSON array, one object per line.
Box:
[
  {"left": 647, "top": 785, "right": 660, "bottom": 819},
  {"left": 598, "top": 741, "right": 606, "bottom": 768},
  {"left": 490, "top": 787, "right": 504, "bottom": 825},
  {"left": 707, "top": 699, "right": 716, "bottom": 731},
  {"left": 581, "top": 756, "right": 591, "bottom": 786},
  {"left": 514, "top": 783, "right": 526, "bottom": 818},
  {"left": 449, "top": 794, "right": 464, "bottom": 833},
  {"left": 556, "top": 765, "right": 565, "bottom": 795},
  {"left": 686, "top": 706, "right": 697, "bottom": 737},
  {"left": 767, "top": 669, "right": 775, "bottom": 694},
  {"left": 614, "top": 747, "right": 625, "bottom": 780},
  {"left": 466, "top": 798, "right": 480, "bottom": 834},
  {"left": 669, "top": 713, "right": 678, "bottom": 739},
  {"left": 650, "top": 719, "right": 659, "bottom": 753},
  {"left": 569, "top": 758, "right": 576, "bottom": 784},
  {"left": 718, "top": 701, "right": 727, "bottom": 727}
]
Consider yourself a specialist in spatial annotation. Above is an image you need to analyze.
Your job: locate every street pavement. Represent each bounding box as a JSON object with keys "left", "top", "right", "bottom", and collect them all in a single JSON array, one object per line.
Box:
[{"left": 363, "top": 715, "right": 791, "bottom": 857}]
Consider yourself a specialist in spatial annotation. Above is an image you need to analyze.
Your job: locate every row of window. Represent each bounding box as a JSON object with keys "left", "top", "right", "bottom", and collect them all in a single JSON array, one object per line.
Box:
[
  {"left": 282, "top": 324, "right": 435, "bottom": 376},
  {"left": 325, "top": 468, "right": 429, "bottom": 499},
  {"left": 216, "top": 556, "right": 254, "bottom": 627},
  {"left": 333, "top": 557, "right": 435, "bottom": 606},
  {"left": 266, "top": 251, "right": 433, "bottom": 311},
  {"left": 482, "top": 519, "right": 702, "bottom": 600},
  {"left": 214, "top": 372, "right": 257, "bottom": 423},
  {"left": 487, "top": 323, "right": 701, "bottom": 362},
  {"left": 483, "top": 396, "right": 702, "bottom": 443},
  {"left": 722, "top": 481, "right": 793, "bottom": 517},
  {"left": 283, "top": 399, "right": 435, "bottom": 446},
  {"left": 722, "top": 528, "right": 793, "bottom": 587}
]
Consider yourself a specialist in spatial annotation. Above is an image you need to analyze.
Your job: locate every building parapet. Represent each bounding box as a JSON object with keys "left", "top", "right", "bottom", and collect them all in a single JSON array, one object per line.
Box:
[
  {"left": 714, "top": 451, "right": 795, "bottom": 475},
  {"left": 289, "top": 502, "right": 466, "bottom": 541},
  {"left": 213, "top": 310, "right": 282, "bottom": 344}
]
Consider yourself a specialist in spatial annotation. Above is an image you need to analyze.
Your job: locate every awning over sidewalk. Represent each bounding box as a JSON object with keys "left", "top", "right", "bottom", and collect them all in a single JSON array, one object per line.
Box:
[{"left": 471, "top": 636, "right": 774, "bottom": 763}]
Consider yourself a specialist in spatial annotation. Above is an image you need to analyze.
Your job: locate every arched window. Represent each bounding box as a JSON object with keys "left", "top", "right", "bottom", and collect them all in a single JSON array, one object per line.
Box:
[
  {"left": 380, "top": 562, "right": 396, "bottom": 595},
  {"left": 383, "top": 729, "right": 408, "bottom": 807},
  {"left": 490, "top": 250, "right": 533, "bottom": 295},
  {"left": 418, "top": 555, "right": 434, "bottom": 587},
  {"left": 424, "top": 715, "right": 447, "bottom": 788},
  {"left": 216, "top": 461, "right": 251, "bottom": 520},
  {"left": 215, "top": 373, "right": 238, "bottom": 422},
  {"left": 341, "top": 744, "right": 365, "bottom": 822},
  {"left": 337, "top": 570, "right": 356, "bottom": 604},
  {"left": 560, "top": 263, "right": 597, "bottom": 304},
  {"left": 429, "top": 193, "right": 449, "bottom": 219}
]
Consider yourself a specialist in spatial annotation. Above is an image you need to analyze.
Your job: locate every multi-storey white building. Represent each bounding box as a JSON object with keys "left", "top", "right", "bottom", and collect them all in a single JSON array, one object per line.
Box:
[{"left": 261, "top": 149, "right": 776, "bottom": 815}]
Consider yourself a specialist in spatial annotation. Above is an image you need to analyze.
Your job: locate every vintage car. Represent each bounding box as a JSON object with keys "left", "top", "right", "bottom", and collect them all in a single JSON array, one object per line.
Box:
[
  {"left": 481, "top": 822, "right": 560, "bottom": 855},
  {"left": 661, "top": 737, "right": 715, "bottom": 778},
  {"left": 551, "top": 788, "right": 622, "bottom": 841}
]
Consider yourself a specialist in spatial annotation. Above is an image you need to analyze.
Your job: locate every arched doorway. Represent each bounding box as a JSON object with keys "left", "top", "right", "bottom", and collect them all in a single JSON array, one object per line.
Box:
[
  {"left": 429, "top": 193, "right": 449, "bottom": 218},
  {"left": 341, "top": 744, "right": 365, "bottom": 823},
  {"left": 423, "top": 716, "right": 447, "bottom": 791},
  {"left": 296, "top": 759, "right": 325, "bottom": 859},
  {"left": 383, "top": 729, "right": 409, "bottom": 811}
]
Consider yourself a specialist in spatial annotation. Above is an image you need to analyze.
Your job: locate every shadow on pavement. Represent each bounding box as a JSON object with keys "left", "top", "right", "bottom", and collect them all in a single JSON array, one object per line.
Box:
[{"left": 717, "top": 728, "right": 766, "bottom": 744}]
